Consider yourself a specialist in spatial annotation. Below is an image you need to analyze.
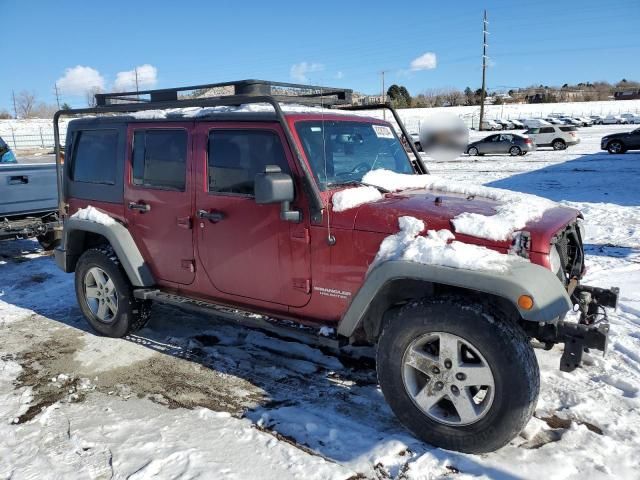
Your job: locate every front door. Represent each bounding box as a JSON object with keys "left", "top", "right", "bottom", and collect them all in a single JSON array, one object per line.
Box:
[
  {"left": 124, "top": 123, "right": 195, "bottom": 285},
  {"left": 194, "top": 123, "right": 311, "bottom": 307}
]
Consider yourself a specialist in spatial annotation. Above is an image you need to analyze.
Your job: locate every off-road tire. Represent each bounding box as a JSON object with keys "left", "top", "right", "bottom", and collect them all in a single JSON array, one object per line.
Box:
[
  {"left": 607, "top": 141, "right": 625, "bottom": 154},
  {"left": 552, "top": 139, "right": 567, "bottom": 150},
  {"left": 509, "top": 146, "right": 521, "bottom": 156},
  {"left": 376, "top": 297, "right": 539, "bottom": 453},
  {"left": 75, "top": 246, "right": 151, "bottom": 337},
  {"left": 467, "top": 147, "right": 479, "bottom": 156}
]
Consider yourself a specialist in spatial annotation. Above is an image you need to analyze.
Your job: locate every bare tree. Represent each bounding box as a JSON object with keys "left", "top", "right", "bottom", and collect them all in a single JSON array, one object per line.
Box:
[
  {"left": 86, "top": 86, "right": 103, "bottom": 107},
  {"left": 31, "top": 102, "right": 58, "bottom": 118},
  {"left": 0, "top": 110, "right": 12, "bottom": 119},
  {"left": 16, "top": 90, "right": 37, "bottom": 118}
]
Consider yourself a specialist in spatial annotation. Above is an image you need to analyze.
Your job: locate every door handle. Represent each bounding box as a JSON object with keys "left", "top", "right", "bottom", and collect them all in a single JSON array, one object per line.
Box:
[
  {"left": 197, "top": 209, "right": 225, "bottom": 223},
  {"left": 8, "top": 175, "right": 28, "bottom": 185},
  {"left": 128, "top": 201, "right": 151, "bottom": 212}
]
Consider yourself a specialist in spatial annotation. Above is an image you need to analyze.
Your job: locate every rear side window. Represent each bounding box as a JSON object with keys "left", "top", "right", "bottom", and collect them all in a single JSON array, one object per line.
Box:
[
  {"left": 132, "top": 129, "right": 187, "bottom": 191},
  {"left": 208, "top": 130, "right": 289, "bottom": 195},
  {"left": 560, "top": 126, "right": 577, "bottom": 132},
  {"left": 525, "top": 128, "right": 540, "bottom": 134},
  {"left": 539, "top": 127, "right": 555, "bottom": 134},
  {"left": 71, "top": 130, "right": 118, "bottom": 185}
]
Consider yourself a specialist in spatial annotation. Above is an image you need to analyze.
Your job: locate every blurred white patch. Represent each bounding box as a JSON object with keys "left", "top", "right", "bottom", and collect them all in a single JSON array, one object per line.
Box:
[{"left": 419, "top": 113, "right": 468, "bottom": 162}]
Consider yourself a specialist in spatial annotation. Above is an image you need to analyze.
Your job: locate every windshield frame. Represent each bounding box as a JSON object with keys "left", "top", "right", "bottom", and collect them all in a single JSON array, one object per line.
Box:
[{"left": 293, "top": 118, "right": 416, "bottom": 191}]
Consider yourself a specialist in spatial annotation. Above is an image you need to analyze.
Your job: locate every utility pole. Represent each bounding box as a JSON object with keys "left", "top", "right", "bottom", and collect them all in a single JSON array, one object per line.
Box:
[
  {"left": 381, "top": 70, "right": 388, "bottom": 120},
  {"left": 135, "top": 68, "right": 140, "bottom": 99},
  {"left": 12, "top": 90, "right": 17, "bottom": 118},
  {"left": 54, "top": 83, "right": 61, "bottom": 109},
  {"left": 479, "top": 10, "right": 489, "bottom": 131}
]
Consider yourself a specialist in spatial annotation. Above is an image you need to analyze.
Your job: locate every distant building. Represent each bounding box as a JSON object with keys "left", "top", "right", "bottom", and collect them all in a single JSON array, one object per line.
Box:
[{"left": 614, "top": 89, "right": 640, "bottom": 100}]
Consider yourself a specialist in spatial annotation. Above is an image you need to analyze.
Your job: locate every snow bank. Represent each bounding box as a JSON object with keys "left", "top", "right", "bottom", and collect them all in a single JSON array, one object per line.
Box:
[
  {"left": 71, "top": 206, "right": 116, "bottom": 226},
  {"left": 371, "top": 216, "right": 525, "bottom": 273},
  {"left": 332, "top": 186, "right": 383, "bottom": 212},
  {"left": 331, "top": 169, "right": 556, "bottom": 241}
]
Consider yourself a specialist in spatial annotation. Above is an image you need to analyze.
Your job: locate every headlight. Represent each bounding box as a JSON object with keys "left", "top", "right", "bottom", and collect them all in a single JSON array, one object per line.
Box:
[{"left": 549, "top": 245, "right": 562, "bottom": 274}]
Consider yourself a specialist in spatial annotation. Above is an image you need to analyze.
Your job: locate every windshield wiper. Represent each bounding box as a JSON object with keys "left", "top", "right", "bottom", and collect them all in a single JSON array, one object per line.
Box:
[{"left": 327, "top": 180, "right": 390, "bottom": 193}]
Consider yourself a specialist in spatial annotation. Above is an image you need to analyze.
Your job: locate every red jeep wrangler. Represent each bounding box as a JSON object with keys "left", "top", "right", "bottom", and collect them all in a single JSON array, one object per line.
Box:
[{"left": 53, "top": 80, "right": 617, "bottom": 453}]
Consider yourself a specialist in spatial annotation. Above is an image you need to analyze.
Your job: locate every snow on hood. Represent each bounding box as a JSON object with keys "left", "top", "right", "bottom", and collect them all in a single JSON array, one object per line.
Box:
[
  {"left": 371, "top": 216, "right": 526, "bottom": 273},
  {"left": 332, "top": 186, "right": 383, "bottom": 212},
  {"left": 332, "top": 169, "right": 557, "bottom": 241},
  {"left": 71, "top": 206, "right": 116, "bottom": 226}
]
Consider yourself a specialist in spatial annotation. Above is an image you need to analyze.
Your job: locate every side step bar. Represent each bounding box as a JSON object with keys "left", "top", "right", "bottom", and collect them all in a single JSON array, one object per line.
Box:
[{"left": 133, "top": 289, "right": 346, "bottom": 350}]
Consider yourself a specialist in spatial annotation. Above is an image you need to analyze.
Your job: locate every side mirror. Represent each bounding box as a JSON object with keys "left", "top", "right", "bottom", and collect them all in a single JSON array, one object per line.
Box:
[{"left": 254, "top": 165, "right": 301, "bottom": 222}]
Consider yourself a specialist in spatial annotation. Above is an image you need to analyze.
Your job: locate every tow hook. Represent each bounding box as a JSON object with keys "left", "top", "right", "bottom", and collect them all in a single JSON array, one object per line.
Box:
[
  {"left": 534, "top": 284, "right": 618, "bottom": 372},
  {"left": 557, "top": 321, "right": 609, "bottom": 372}
]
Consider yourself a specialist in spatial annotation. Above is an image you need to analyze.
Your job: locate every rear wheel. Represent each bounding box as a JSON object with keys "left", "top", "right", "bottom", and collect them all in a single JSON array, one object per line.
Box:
[
  {"left": 509, "top": 146, "right": 521, "bottom": 156},
  {"left": 75, "top": 246, "right": 151, "bottom": 337},
  {"left": 607, "top": 141, "right": 625, "bottom": 154},
  {"left": 467, "top": 147, "right": 479, "bottom": 156},
  {"left": 376, "top": 297, "right": 539, "bottom": 453},
  {"left": 552, "top": 139, "right": 567, "bottom": 150}
]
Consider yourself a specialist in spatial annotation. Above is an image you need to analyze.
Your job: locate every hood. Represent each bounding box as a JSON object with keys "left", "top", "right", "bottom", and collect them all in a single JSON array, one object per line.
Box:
[{"left": 344, "top": 188, "right": 579, "bottom": 253}]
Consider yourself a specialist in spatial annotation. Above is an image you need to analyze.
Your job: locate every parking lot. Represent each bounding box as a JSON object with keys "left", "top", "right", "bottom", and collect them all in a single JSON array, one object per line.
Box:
[{"left": 1, "top": 123, "right": 638, "bottom": 479}]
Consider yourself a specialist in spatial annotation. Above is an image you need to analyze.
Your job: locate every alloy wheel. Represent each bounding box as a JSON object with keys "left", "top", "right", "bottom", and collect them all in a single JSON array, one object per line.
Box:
[
  {"left": 84, "top": 267, "right": 118, "bottom": 323},
  {"left": 402, "top": 332, "right": 495, "bottom": 426}
]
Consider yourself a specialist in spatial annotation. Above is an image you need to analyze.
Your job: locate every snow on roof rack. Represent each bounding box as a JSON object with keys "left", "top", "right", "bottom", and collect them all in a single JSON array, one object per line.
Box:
[{"left": 95, "top": 79, "right": 353, "bottom": 108}]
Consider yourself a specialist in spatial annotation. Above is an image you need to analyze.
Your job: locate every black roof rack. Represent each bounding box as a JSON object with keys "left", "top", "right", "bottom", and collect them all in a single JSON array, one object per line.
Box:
[
  {"left": 95, "top": 79, "right": 353, "bottom": 108},
  {"left": 53, "top": 79, "right": 427, "bottom": 220}
]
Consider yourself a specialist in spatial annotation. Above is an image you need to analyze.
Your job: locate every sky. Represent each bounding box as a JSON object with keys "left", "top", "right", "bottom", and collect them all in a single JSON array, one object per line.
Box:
[{"left": 1, "top": 0, "right": 639, "bottom": 111}]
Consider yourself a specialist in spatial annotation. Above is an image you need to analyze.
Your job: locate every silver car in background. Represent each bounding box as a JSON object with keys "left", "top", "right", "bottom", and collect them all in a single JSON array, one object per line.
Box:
[{"left": 466, "top": 133, "right": 535, "bottom": 156}]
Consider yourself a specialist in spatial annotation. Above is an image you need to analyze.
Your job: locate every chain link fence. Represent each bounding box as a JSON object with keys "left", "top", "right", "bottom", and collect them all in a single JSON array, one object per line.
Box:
[{"left": 1, "top": 128, "right": 67, "bottom": 150}]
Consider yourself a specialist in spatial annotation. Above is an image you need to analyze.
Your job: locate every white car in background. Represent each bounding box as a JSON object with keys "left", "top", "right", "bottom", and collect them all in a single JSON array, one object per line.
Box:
[
  {"left": 590, "top": 115, "right": 605, "bottom": 124},
  {"left": 602, "top": 115, "right": 628, "bottom": 124},
  {"left": 510, "top": 119, "right": 525, "bottom": 129},
  {"left": 480, "top": 119, "right": 502, "bottom": 130},
  {"left": 559, "top": 117, "right": 583, "bottom": 126},
  {"left": 521, "top": 118, "right": 552, "bottom": 128},
  {"left": 544, "top": 117, "right": 566, "bottom": 125},
  {"left": 524, "top": 125, "right": 580, "bottom": 150},
  {"left": 621, "top": 113, "right": 640, "bottom": 124}
]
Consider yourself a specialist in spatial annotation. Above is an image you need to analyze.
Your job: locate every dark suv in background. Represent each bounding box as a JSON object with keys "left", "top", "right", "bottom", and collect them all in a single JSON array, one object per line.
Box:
[{"left": 601, "top": 127, "right": 640, "bottom": 153}]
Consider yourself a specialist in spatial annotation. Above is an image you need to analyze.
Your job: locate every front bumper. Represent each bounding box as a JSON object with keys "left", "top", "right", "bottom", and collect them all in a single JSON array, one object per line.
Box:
[{"left": 530, "top": 283, "right": 618, "bottom": 372}]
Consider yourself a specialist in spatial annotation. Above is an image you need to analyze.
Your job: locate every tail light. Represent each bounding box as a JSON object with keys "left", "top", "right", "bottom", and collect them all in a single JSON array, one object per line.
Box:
[
  {"left": 570, "top": 132, "right": 576, "bottom": 137},
  {"left": 525, "top": 138, "right": 532, "bottom": 144}
]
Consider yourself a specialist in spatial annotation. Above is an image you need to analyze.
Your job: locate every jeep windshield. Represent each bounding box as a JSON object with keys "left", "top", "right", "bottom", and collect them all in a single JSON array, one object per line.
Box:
[{"left": 295, "top": 120, "right": 414, "bottom": 190}]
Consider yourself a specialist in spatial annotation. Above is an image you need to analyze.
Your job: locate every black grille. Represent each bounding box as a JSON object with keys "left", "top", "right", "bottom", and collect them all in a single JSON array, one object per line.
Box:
[{"left": 553, "top": 223, "right": 584, "bottom": 284}]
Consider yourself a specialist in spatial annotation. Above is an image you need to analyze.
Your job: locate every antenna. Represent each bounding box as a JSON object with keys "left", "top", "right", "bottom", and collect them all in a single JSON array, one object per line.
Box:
[
  {"left": 320, "top": 86, "right": 336, "bottom": 246},
  {"left": 479, "top": 9, "right": 489, "bottom": 130},
  {"left": 380, "top": 70, "right": 388, "bottom": 120},
  {"left": 54, "top": 83, "right": 61, "bottom": 109}
]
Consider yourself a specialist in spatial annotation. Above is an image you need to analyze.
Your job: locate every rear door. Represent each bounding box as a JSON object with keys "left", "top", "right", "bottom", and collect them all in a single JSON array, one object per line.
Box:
[
  {"left": 124, "top": 123, "right": 195, "bottom": 285},
  {"left": 537, "top": 126, "right": 555, "bottom": 145},
  {"left": 193, "top": 122, "right": 311, "bottom": 307}
]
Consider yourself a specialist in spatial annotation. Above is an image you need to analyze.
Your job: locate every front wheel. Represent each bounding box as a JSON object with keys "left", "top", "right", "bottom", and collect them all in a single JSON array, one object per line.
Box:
[
  {"left": 75, "top": 246, "right": 151, "bottom": 337},
  {"left": 376, "top": 297, "right": 539, "bottom": 453},
  {"left": 509, "top": 146, "right": 521, "bottom": 156},
  {"left": 607, "top": 141, "right": 625, "bottom": 154}
]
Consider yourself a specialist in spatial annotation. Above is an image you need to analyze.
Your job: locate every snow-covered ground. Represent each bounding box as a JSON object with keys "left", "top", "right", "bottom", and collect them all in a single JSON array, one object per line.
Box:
[{"left": 1, "top": 125, "right": 639, "bottom": 479}]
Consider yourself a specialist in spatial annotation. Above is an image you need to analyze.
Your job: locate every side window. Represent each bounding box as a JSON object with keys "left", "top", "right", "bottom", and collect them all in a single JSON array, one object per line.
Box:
[
  {"left": 132, "top": 129, "right": 187, "bottom": 191},
  {"left": 71, "top": 130, "right": 118, "bottom": 184},
  {"left": 539, "top": 127, "right": 554, "bottom": 134},
  {"left": 208, "top": 130, "right": 290, "bottom": 195}
]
